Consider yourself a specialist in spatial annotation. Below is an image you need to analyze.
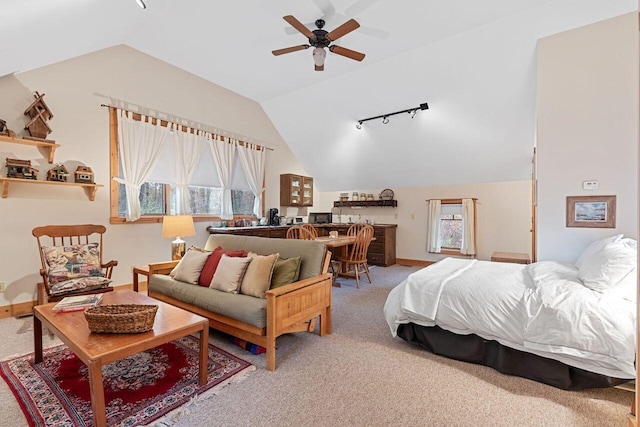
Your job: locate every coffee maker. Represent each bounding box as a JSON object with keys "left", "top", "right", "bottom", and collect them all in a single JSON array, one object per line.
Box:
[{"left": 268, "top": 208, "right": 279, "bottom": 226}]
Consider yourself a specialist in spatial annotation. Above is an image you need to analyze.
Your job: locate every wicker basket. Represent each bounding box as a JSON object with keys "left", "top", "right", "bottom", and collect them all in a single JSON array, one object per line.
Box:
[{"left": 84, "top": 304, "right": 158, "bottom": 334}]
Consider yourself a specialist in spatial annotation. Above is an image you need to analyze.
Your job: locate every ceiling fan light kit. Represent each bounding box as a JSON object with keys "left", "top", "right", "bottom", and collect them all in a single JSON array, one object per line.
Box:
[
  {"left": 356, "top": 102, "right": 429, "bottom": 129},
  {"left": 272, "top": 15, "right": 366, "bottom": 71}
]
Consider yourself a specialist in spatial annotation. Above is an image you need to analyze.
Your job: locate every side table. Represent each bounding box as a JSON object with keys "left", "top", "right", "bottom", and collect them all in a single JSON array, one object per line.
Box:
[
  {"left": 490, "top": 252, "right": 531, "bottom": 264},
  {"left": 132, "top": 265, "right": 150, "bottom": 292}
]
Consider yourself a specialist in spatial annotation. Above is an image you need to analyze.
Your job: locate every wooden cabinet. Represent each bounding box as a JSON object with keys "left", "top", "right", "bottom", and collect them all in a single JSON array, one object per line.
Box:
[
  {"left": 207, "top": 226, "right": 290, "bottom": 238},
  {"left": 280, "top": 174, "right": 313, "bottom": 207}
]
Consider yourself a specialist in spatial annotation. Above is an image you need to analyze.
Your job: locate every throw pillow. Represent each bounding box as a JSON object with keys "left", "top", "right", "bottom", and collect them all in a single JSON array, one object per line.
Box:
[
  {"left": 574, "top": 234, "right": 623, "bottom": 269},
  {"left": 42, "top": 243, "right": 104, "bottom": 285},
  {"left": 49, "top": 276, "right": 112, "bottom": 296},
  {"left": 198, "top": 246, "right": 247, "bottom": 287},
  {"left": 578, "top": 240, "right": 637, "bottom": 292},
  {"left": 169, "top": 248, "right": 211, "bottom": 285},
  {"left": 270, "top": 255, "right": 302, "bottom": 289},
  {"left": 210, "top": 255, "right": 252, "bottom": 293},
  {"left": 240, "top": 253, "right": 279, "bottom": 298}
]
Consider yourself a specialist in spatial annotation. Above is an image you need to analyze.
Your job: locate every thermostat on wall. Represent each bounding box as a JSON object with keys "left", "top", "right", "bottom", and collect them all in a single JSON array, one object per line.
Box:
[{"left": 583, "top": 180, "right": 599, "bottom": 190}]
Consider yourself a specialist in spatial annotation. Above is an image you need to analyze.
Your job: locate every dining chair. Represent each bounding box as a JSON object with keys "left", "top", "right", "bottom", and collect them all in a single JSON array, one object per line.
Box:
[
  {"left": 301, "top": 223, "right": 318, "bottom": 238},
  {"left": 347, "top": 222, "right": 368, "bottom": 237},
  {"left": 286, "top": 225, "right": 315, "bottom": 240},
  {"left": 337, "top": 224, "right": 374, "bottom": 288},
  {"left": 32, "top": 224, "right": 118, "bottom": 305}
]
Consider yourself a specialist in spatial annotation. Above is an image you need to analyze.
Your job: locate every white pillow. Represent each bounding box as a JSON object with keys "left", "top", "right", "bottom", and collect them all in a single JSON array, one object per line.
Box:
[
  {"left": 169, "top": 249, "right": 211, "bottom": 284},
  {"left": 210, "top": 255, "right": 252, "bottom": 293},
  {"left": 574, "top": 234, "right": 623, "bottom": 269},
  {"left": 578, "top": 240, "right": 636, "bottom": 292},
  {"left": 603, "top": 267, "right": 637, "bottom": 303}
]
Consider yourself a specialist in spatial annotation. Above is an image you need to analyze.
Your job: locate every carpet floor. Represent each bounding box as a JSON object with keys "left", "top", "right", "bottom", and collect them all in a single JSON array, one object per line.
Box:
[
  {"left": 0, "top": 335, "right": 253, "bottom": 426},
  {"left": 0, "top": 264, "right": 634, "bottom": 426}
]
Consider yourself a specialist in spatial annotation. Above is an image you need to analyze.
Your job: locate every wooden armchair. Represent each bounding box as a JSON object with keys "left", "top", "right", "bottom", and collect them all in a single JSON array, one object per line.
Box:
[
  {"left": 33, "top": 224, "right": 118, "bottom": 305},
  {"left": 337, "top": 224, "right": 374, "bottom": 288}
]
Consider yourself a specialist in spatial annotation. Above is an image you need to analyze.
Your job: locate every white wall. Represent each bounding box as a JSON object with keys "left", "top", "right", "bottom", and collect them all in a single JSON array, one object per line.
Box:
[
  {"left": 0, "top": 45, "right": 309, "bottom": 306},
  {"left": 537, "top": 13, "right": 638, "bottom": 263},
  {"left": 317, "top": 180, "right": 532, "bottom": 262}
]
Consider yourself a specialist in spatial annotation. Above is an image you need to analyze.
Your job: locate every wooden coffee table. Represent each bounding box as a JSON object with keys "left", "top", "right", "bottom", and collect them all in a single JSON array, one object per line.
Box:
[{"left": 33, "top": 290, "right": 209, "bottom": 427}]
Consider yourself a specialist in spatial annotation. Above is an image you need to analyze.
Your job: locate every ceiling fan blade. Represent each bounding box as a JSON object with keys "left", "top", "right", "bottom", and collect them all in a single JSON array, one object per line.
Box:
[
  {"left": 315, "top": 64, "right": 325, "bottom": 71},
  {"left": 329, "top": 45, "right": 366, "bottom": 61},
  {"left": 272, "top": 45, "right": 310, "bottom": 56},
  {"left": 283, "top": 15, "right": 315, "bottom": 39},
  {"left": 326, "top": 19, "right": 360, "bottom": 41}
]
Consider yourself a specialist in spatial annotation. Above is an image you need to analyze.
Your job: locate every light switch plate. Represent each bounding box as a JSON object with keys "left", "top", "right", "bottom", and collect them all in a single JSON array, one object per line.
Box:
[{"left": 583, "top": 180, "right": 598, "bottom": 190}]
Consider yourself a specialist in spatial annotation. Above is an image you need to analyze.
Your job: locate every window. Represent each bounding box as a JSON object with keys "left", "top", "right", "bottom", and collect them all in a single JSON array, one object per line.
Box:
[
  {"left": 109, "top": 108, "right": 260, "bottom": 223},
  {"left": 427, "top": 198, "right": 477, "bottom": 256},
  {"left": 439, "top": 205, "right": 463, "bottom": 250}
]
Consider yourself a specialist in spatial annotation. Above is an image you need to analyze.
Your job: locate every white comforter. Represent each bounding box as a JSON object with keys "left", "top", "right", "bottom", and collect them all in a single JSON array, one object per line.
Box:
[{"left": 384, "top": 258, "right": 636, "bottom": 379}]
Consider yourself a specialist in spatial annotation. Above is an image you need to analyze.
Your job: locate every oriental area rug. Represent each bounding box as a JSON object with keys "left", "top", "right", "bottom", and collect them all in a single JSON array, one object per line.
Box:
[{"left": 0, "top": 335, "right": 254, "bottom": 427}]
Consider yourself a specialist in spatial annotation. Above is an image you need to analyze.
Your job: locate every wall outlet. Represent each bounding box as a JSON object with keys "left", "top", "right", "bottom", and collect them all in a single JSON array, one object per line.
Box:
[
  {"left": 0, "top": 282, "right": 5, "bottom": 293},
  {"left": 583, "top": 180, "right": 599, "bottom": 190}
]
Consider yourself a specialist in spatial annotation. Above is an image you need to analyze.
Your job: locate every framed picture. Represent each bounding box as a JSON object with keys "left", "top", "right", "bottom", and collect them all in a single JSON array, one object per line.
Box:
[{"left": 566, "top": 195, "right": 616, "bottom": 228}]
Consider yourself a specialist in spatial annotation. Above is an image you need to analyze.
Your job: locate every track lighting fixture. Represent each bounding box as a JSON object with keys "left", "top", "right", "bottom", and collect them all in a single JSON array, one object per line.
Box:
[
  {"left": 356, "top": 101, "right": 428, "bottom": 127},
  {"left": 136, "top": 0, "right": 147, "bottom": 9}
]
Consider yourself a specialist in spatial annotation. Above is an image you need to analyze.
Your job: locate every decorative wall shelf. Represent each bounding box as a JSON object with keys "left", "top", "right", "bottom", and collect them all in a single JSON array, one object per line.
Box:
[
  {"left": 333, "top": 200, "right": 398, "bottom": 208},
  {"left": 0, "top": 135, "right": 60, "bottom": 163},
  {"left": 0, "top": 177, "right": 103, "bottom": 201}
]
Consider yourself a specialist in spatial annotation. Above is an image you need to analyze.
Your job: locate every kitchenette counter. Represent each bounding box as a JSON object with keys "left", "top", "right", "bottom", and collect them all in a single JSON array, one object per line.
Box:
[{"left": 207, "top": 223, "right": 397, "bottom": 266}]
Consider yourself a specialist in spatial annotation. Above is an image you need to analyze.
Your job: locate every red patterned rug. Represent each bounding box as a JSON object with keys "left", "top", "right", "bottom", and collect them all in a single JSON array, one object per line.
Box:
[{"left": 0, "top": 335, "right": 254, "bottom": 427}]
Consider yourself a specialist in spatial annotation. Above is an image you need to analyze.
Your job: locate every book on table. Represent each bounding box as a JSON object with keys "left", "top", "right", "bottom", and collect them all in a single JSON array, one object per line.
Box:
[{"left": 52, "top": 294, "right": 104, "bottom": 312}]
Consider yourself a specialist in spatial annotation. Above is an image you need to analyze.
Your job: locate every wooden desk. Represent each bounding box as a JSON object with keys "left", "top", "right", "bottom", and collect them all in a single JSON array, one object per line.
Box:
[
  {"left": 33, "top": 290, "right": 209, "bottom": 427},
  {"left": 132, "top": 265, "right": 150, "bottom": 292},
  {"left": 490, "top": 252, "right": 531, "bottom": 264}
]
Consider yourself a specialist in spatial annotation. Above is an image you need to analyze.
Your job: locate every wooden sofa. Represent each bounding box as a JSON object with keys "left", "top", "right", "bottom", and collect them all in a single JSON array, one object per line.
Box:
[{"left": 147, "top": 234, "right": 332, "bottom": 371}]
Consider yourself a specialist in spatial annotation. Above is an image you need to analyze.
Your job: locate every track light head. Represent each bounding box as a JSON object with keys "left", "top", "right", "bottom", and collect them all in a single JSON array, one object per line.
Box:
[
  {"left": 136, "top": 0, "right": 147, "bottom": 8},
  {"left": 356, "top": 122, "right": 362, "bottom": 130},
  {"left": 382, "top": 116, "right": 389, "bottom": 124},
  {"left": 411, "top": 109, "right": 417, "bottom": 118}
]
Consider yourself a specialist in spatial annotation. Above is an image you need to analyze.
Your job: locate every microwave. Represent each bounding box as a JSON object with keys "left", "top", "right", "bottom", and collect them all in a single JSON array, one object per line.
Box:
[{"left": 309, "top": 212, "right": 332, "bottom": 224}]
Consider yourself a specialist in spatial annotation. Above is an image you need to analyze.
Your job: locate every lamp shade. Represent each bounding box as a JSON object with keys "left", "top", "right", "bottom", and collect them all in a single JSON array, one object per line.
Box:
[{"left": 162, "top": 215, "right": 195, "bottom": 238}]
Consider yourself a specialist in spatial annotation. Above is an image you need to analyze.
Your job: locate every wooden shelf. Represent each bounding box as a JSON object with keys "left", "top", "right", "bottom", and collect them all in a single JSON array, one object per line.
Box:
[
  {"left": 0, "top": 177, "right": 103, "bottom": 201},
  {"left": 333, "top": 200, "right": 398, "bottom": 208},
  {"left": 0, "top": 135, "right": 60, "bottom": 163}
]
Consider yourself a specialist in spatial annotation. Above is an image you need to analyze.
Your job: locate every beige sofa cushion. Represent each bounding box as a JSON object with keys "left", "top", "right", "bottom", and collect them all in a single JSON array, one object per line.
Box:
[
  {"left": 241, "top": 253, "right": 279, "bottom": 298},
  {"left": 210, "top": 255, "right": 252, "bottom": 293}
]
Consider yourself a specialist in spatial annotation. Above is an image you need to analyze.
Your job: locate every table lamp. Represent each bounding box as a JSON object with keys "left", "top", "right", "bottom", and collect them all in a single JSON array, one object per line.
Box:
[{"left": 162, "top": 215, "right": 195, "bottom": 260}]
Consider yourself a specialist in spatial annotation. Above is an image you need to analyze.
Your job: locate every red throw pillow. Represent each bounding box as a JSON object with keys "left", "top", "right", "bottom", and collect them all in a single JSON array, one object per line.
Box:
[{"left": 198, "top": 246, "right": 247, "bottom": 287}]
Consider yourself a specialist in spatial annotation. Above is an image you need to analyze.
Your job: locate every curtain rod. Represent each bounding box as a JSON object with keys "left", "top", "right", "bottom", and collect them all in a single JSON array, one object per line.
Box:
[{"left": 99, "top": 103, "right": 274, "bottom": 151}]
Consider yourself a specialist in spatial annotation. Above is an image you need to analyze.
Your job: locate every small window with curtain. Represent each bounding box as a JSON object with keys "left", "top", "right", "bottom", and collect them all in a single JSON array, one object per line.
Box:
[{"left": 427, "top": 198, "right": 477, "bottom": 256}]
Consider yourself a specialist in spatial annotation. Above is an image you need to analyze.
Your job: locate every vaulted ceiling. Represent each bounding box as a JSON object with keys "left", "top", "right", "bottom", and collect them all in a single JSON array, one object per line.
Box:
[{"left": 1, "top": 0, "right": 635, "bottom": 191}]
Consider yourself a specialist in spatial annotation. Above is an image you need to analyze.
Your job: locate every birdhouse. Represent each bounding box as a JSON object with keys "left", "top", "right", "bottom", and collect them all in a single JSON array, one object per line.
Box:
[
  {"left": 47, "top": 164, "right": 69, "bottom": 182},
  {"left": 0, "top": 118, "right": 15, "bottom": 137},
  {"left": 6, "top": 158, "right": 38, "bottom": 180},
  {"left": 23, "top": 91, "right": 54, "bottom": 141},
  {"left": 74, "top": 165, "right": 94, "bottom": 184}
]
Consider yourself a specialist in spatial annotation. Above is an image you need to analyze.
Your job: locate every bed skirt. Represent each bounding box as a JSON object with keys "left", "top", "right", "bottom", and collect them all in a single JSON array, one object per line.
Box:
[{"left": 396, "top": 323, "right": 627, "bottom": 390}]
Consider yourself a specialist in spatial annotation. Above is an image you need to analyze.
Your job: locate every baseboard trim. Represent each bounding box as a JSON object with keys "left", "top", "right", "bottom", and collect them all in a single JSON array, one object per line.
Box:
[
  {"left": 0, "top": 283, "right": 139, "bottom": 320},
  {"left": 395, "top": 258, "right": 434, "bottom": 267}
]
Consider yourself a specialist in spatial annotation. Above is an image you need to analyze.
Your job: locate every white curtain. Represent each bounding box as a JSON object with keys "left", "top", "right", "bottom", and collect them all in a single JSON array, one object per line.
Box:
[
  {"left": 427, "top": 199, "right": 442, "bottom": 253},
  {"left": 237, "top": 143, "right": 266, "bottom": 217},
  {"left": 208, "top": 136, "right": 237, "bottom": 220},
  {"left": 461, "top": 198, "right": 477, "bottom": 255},
  {"left": 115, "top": 109, "right": 169, "bottom": 221},
  {"left": 172, "top": 125, "right": 204, "bottom": 214}
]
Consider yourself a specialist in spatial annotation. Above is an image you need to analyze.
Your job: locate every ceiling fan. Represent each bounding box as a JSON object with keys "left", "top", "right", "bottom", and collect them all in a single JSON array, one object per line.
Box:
[{"left": 272, "top": 15, "right": 366, "bottom": 71}]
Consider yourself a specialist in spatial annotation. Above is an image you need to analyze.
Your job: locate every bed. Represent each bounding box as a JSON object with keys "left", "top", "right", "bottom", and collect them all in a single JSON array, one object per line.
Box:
[{"left": 384, "top": 235, "right": 637, "bottom": 390}]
